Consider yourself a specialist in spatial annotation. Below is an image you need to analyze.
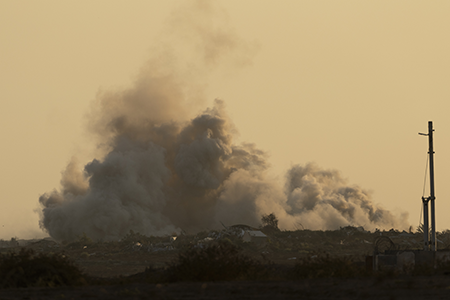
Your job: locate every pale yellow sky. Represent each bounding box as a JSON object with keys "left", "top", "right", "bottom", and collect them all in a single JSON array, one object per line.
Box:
[{"left": 1, "top": 1, "right": 450, "bottom": 239}]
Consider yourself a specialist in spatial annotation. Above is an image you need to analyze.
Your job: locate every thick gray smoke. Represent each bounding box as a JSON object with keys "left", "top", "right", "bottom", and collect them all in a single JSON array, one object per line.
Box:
[
  {"left": 38, "top": 1, "right": 409, "bottom": 242},
  {"left": 281, "top": 164, "right": 409, "bottom": 230}
]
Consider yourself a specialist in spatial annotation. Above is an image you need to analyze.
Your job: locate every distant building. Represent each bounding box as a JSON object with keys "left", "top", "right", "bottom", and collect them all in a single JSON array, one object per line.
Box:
[{"left": 242, "top": 230, "right": 267, "bottom": 244}]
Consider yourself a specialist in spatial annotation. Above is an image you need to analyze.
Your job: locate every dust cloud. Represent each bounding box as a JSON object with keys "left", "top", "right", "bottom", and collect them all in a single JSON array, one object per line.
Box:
[{"left": 38, "top": 1, "right": 408, "bottom": 242}]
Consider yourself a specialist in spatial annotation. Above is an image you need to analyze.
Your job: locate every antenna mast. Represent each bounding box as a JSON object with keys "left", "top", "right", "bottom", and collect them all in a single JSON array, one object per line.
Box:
[{"left": 419, "top": 121, "right": 436, "bottom": 251}]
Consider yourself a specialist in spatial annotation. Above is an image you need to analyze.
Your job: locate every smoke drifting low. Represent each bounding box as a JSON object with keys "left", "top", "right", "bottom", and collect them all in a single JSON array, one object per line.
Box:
[
  {"left": 38, "top": 2, "right": 408, "bottom": 242},
  {"left": 39, "top": 96, "right": 408, "bottom": 241}
]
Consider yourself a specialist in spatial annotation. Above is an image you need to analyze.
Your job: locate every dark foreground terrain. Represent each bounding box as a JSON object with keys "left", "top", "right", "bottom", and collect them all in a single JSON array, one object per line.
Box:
[
  {"left": 1, "top": 276, "right": 450, "bottom": 300},
  {"left": 1, "top": 227, "right": 450, "bottom": 299}
]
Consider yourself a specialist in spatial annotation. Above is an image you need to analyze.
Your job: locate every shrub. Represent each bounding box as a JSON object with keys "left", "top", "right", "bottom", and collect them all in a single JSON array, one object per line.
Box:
[
  {"left": 0, "top": 248, "right": 86, "bottom": 288},
  {"left": 120, "top": 230, "right": 149, "bottom": 245},
  {"left": 65, "top": 232, "right": 94, "bottom": 249},
  {"left": 166, "top": 241, "right": 268, "bottom": 282},
  {"left": 291, "top": 253, "right": 365, "bottom": 279}
]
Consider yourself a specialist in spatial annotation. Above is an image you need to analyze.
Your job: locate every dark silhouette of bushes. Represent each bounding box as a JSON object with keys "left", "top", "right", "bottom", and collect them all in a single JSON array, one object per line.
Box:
[
  {"left": 0, "top": 248, "right": 86, "bottom": 288},
  {"left": 291, "top": 253, "right": 366, "bottom": 279},
  {"left": 261, "top": 213, "right": 279, "bottom": 232},
  {"left": 165, "top": 241, "right": 268, "bottom": 282}
]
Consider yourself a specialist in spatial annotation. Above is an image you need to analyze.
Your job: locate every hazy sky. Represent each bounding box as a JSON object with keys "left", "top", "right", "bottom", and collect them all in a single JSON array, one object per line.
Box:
[{"left": 1, "top": 1, "right": 450, "bottom": 240}]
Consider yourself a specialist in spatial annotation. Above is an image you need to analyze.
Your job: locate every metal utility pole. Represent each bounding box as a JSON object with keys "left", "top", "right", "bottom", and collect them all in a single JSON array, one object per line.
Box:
[{"left": 419, "top": 121, "right": 436, "bottom": 251}]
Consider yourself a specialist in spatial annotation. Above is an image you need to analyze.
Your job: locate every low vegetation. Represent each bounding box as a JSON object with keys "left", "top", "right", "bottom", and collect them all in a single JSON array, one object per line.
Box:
[
  {"left": 165, "top": 241, "right": 269, "bottom": 282},
  {"left": 3, "top": 214, "right": 450, "bottom": 288},
  {"left": 0, "top": 248, "right": 86, "bottom": 288},
  {"left": 291, "top": 253, "right": 367, "bottom": 279}
]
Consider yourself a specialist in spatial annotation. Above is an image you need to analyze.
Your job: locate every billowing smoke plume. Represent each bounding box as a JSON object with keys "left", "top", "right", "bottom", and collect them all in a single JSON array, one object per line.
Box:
[
  {"left": 282, "top": 164, "right": 409, "bottom": 230},
  {"left": 38, "top": 1, "right": 408, "bottom": 242}
]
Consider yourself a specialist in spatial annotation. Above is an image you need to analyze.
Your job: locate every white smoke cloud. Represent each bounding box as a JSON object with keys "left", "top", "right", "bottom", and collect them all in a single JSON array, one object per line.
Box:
[{"left": 38, "top": 1, "right": 409, "bottom": 242}]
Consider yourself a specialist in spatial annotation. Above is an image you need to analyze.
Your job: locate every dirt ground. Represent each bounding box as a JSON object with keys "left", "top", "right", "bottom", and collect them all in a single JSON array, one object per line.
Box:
[
  {"left": 1, "top": 276, "right": 450, "bottom": 299},
  {"left": 1, "top": 228, "right": 450, "bottom": 299}
]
